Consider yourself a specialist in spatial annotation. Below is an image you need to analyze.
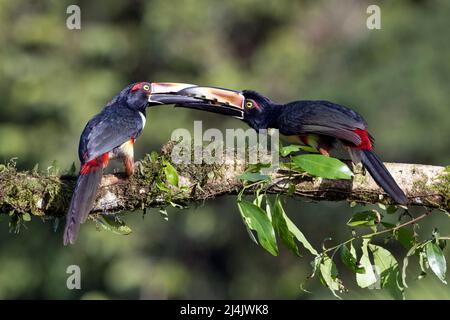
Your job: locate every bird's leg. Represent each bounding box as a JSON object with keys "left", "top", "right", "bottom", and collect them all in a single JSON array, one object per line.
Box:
[
  {"left": 317, "top": 136, "right": 334, "bottom": 157},
  {"left": 318, "top": 147, "right": 330, "bottom": 156},
  {"left": 123, "top": 156, "right": 135, "bottom": 177},
  {"left": 117, "top": 138, "right": 135, "bottom": 177}
]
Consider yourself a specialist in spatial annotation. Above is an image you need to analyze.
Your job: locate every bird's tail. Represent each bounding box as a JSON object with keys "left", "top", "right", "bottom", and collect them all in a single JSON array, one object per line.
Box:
[
  {"left": 63, "top": 161, "right": 103, "bottom": 245},
  {"left": 349, "top": 149, "right": 408, "bottom": 205}
]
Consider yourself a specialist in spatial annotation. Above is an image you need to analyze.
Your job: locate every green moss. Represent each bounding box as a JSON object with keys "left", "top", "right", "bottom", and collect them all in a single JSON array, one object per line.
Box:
[
  {"left": 412, "top": 179, "right": 428, "bottom": 195},
  {"left": 353, "top": 172, "right": 370, "bottom": 185},
  {"left": 0, "top": 158, "right": 72, "bottom": 220},
  {"left": 432, "top": 166, "right": 450, "bottom": 209}
]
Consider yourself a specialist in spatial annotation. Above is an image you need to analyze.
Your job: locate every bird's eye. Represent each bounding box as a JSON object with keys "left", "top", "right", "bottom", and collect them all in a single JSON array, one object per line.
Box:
[
  {"left": 245, "top": 101, "right": 253, "bottom": 109},
  {"left": 143, "top": 84, "right": 150, "bottom": 91}
]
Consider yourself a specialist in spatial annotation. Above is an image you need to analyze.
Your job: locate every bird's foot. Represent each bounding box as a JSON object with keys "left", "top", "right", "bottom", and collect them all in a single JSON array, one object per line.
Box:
[{"left": 319, "top": 147, "right": 330, "bottom": 157}]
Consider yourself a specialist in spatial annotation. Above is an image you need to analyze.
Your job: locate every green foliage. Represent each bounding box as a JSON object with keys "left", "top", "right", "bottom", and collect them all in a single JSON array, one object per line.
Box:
[
  {"left": 238, "top": 172, "right": 270, "bottom": 182},
  {"left": 162, "top": 159, "right": 179, "bottom": 187},
  {"left": 318, "top": 255, "right": 345, "bottom": 298},
  {"left": 236, "top": 148, "right": 449, "bottom": 299},
  {"left": 280, "top": 144, "right": 318, "bottom": 157},
  {"left": 425, "top": 242, "right": 447, "bottom": 284},
  {"left": 369, "top": 244, "right": 403, "bottom": 299},
  {"left": 347, "top": 210, "right": 382, "bottom": 227},
  {"left": 96, "top": 215, "right": 133, "bottom": 236},
  {"left": 340, "top": 243, "right": 364, "bottom": 274},
  {"left": 291, "top": 154, "right": 353, "bottom": 180},
  {"left": 237, "top": 200, "right": 278, "bottom": 256}
]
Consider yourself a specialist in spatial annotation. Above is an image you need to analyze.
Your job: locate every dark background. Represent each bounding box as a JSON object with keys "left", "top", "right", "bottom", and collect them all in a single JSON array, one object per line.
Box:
[{"left": 0, "top": 0, "right": 449, "bottom": 299}]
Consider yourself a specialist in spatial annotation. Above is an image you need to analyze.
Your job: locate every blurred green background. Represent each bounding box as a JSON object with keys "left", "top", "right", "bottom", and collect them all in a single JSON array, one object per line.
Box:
[{"left": 0, "top": 0, "right": 449, "bottom": 299}]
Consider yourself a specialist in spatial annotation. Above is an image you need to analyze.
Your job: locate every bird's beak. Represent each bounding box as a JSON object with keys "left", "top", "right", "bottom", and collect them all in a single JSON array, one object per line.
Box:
[
  {"left": 148, "top": 84, "right": 245, "bottom": 119},
  {"left": 147, "top": 82, "right": 200, "bottom": 104}
]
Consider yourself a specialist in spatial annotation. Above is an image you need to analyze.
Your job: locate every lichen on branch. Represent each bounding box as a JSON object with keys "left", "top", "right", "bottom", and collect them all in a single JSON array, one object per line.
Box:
[{"left": 0, "top": 143, "right": 449, "bottom": 224}]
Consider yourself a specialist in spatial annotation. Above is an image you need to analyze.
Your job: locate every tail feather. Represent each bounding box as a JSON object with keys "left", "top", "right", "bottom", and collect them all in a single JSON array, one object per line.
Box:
[
  {"left": 356, "top": 149, "right": 408, "bottom": 205},
  {"left": 63, "top": 167, "right": 102, "bottom": 245}
]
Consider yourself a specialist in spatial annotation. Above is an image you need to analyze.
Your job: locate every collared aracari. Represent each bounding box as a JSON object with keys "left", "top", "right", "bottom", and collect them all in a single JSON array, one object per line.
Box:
[
  {"left": 160, "top": 86, "right": 408, "bottom": 205},
  {"left": 63, "top": 82, "right": 205, "bottom": 245}
]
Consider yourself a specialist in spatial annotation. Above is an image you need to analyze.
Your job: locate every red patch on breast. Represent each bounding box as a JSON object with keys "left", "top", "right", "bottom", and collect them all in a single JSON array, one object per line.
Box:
[{"left": 353, "top": 128, "right": 373, "bottom": 150}]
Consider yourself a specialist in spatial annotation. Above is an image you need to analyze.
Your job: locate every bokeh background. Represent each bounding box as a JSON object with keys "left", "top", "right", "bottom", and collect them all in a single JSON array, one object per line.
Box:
[{"left": 0, "top": 0, "right": 449, "bottom": 299}]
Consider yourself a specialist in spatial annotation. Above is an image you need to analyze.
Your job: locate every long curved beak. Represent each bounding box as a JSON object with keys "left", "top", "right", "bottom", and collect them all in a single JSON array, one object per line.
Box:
[
  {"left": 147, "top": 83, "right": 245, "bottom": 119},
  {"left": 147, "top": 82, "right": 198, "bottom": 104}
]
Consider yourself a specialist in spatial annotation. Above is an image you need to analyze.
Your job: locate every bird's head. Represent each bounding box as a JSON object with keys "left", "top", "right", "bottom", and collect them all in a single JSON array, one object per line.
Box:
[
  {"left": 241, "top": 89, "right": 274, "bottom": 117},
  {"left": 118, "top": 82, "right": 212, "bottom": 112},
  {"left": 125, "top": 82, "right": 152, "bottom": 111}
]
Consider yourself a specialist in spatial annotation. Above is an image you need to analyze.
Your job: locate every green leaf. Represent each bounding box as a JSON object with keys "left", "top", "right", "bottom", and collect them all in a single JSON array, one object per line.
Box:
[
  {"left": 319, "top": 255, "right": 344, "bottom": 299},
  {"left": 286, "top": 217, "right": 318, "bottom": 256},
  {"left": 271, "top": 197, "right": 300, "bottom": 256},
  {"left": 369, "top": 244, "right": 404, "bottom": 299},
  {"left": 419, "top": 249, "right": 428, "bottom": 279},
  {"left": 163, "top": 160, "right": 179, "bottom": 187},
  {"left": 280, "top": 145, "right": 302, "bottom": 157},
  {"left": 97, "top": 215, "right": 132, "bottom": 235},
  {"left": 356, "top": 239, "right": 378, "bottom": 288},
  {"left": 245, "top": 162, "right": 271, "bottom": 173},
  {"left": 341, "top": 243, "right": 365, "bottom": 273},
  {"left": 237, "top": 200, "right": 278, "bottom": 256},
  {"left": 22, "top": 212, "right": 31, "bottom": 222},
  {"left": 402, "top": 243, "right": 420, "bottom": 288},
  {"left": 280, "top": 144, "right": 318, "bottom": 157},
  {"left": 253, "top": 193, "right": 265, "bottom": 208},
  {"left": 386, "top": 205, "right": 398, "bottom": 214},
  {"left": 347, "top": 210, "right": 381, "bottom": 227},
  {"left": 291, "top": 154, "right": 353, "bottom": 179},
  {"left": 238, "top": 172, "right": 270, "bottom": 182},
  {"left": 155, "top": 177, "right": 170, "bottom": 192},
  {"left": 425, "top": 242, "right": 447, "bottom": 284},
  {"left": 395, "top": 227, "right": 415, "bottom": 250},
  {"left": 268, "top": 197, "right": 318, "bottom": 256}
]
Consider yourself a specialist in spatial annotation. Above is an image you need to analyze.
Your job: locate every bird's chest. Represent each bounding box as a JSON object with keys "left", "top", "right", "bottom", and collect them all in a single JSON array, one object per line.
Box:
[
  {"left": 138, "top": 111, "right": 146, "bottom": 129},
  {"left": 110, "top": 138, "right": 135, "bottom": 160}
]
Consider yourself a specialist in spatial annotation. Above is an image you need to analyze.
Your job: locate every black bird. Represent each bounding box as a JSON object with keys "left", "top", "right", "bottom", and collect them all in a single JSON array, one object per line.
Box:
[
  {"left": 64, "top": 82, "right": 204, "bottom": 245},
  {"left": 159, "top": 86, "right": 408, "bottom": 205}
]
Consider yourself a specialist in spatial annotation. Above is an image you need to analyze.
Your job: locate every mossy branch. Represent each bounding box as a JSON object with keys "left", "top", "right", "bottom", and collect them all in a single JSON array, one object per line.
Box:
[{"left": 0, "top": 144, "right": 449, "bottom": 222}]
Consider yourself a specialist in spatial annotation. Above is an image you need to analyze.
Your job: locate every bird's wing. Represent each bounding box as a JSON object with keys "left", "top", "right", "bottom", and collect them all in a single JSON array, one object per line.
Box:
[
  {"left": 80, "top": 108, "right": 143, "bottom": 163},
  {"left": 279, "top": 101, "right": 367, "bottom": 146}
]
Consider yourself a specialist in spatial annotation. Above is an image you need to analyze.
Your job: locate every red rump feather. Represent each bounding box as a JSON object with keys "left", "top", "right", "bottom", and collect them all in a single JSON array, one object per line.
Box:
[
  {"left": 353, "top": 128, "right": 373, "bottom": 150},
  {"left": 80, "top": 153, "right": 109, "bottom": 174}
]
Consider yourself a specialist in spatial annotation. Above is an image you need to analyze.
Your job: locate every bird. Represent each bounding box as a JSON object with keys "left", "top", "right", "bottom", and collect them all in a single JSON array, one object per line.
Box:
[
  {"left": 63, "top": 82, "right": 204, "bottom": 245},
  {"left": 161, "top": 86, "right": 408, "bottom": 205}
]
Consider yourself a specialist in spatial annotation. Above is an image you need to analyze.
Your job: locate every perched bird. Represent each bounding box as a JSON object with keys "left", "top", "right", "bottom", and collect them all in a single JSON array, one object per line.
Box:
[
  {"left": 161, "top": 86, "right": 408, "bottom": 205},
  {"left": 64, "top": 82, "right": 203, "bottom": 245}
]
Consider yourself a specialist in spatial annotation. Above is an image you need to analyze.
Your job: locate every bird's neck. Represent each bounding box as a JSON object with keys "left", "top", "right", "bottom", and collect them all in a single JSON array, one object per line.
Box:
[{"left": 245, "top": 104, "right": 281, "bottom": 130}]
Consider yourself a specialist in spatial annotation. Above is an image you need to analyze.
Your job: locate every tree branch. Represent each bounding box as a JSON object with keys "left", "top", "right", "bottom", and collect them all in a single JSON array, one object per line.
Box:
[{"left": 0, "top": 144, "right": 448, "bottom": 220}]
